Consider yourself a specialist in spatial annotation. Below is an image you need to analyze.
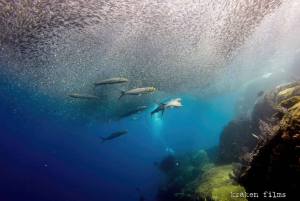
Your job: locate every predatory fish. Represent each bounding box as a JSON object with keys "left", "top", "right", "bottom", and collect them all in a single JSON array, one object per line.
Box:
[
  {"left": 93, "top": 77, "right": 128, "bottom": 88},
  {"left": 99, "top": 130, "right": 128, "bottom": 145},
  {"left": 69, "top": 93, "right": 102, "bottom": 101},
  {"left": 150, "top": 98, "right": 182, "bottom": 117},
  {"left": 115, "top": 87, "right": 155, "bottom": 100},
  {"left": 118, "top": 106, "right": 146, "bottom": 121}
]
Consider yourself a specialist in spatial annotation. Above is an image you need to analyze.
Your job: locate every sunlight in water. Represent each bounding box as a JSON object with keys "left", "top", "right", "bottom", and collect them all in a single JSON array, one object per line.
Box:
[
  {"left": 150, "top": 105, "right": 174, "bottom": 154},
  {"left": 151, "top": 108, "right": 163, "bottom": 138}
]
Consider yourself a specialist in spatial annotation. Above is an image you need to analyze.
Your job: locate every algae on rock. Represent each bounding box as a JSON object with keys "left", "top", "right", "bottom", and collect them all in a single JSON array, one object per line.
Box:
[{"left": 195, "top": 164, "right": 247, "bottom": 201}]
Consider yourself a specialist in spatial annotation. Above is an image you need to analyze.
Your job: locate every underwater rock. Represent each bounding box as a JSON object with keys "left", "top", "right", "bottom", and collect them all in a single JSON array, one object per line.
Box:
[
  {"left": 216, "top": 118, "right": 252, "bottom": 164},
  {"left": 250, "top": 80, "right": 300, "bottom": 138},
  {"left": 234, "top": 71, "right": 291, "bottom": 119},
  {"left": 188, "top": 150, "right": 209, "bottom": 168},
  {"left": 205, "top": 146, "right": 219, "bottom": 163},
  {"left": 156, "top": 150, "right": 210, "bottom": 201},
  {"left": 232, "top": 81, "right": 300, "bottom": 200},
  {"left": 194, "top": 164, "right": 247, "bottom": 201}
]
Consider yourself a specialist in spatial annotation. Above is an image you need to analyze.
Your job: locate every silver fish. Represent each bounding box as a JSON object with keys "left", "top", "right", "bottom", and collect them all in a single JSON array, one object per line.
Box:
[
  {"left": 99, "top": 130, "right": 128, "bottom": 145},
  {"left": 132, "top": 117, "right": 141, "bottom": 121},
  {"left": 69, "top": 93, "right": 103, "bottom": 101},
  {"left": 252, "top": 133, "right": 259, "bottom": 139},
  {"left": 93, "top": 77, "right": 128, "bottom": 88},
  {"left": 150, "top": 98, "right": 182, "bottom": 117},
  {"left": 115, "top": 87, "right": 155, "bottom": 100},
  {"left": 118, "top": 106, "right": 146, "bottom": 121}
]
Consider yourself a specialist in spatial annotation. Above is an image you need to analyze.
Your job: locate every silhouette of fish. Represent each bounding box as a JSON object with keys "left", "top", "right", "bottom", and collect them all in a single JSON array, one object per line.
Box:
[
  {"left": 99, "top": 130, "right": 127, "bottom": 144},
  {"left": 118, "top": 106, "right": 146, "bottom": 121}
]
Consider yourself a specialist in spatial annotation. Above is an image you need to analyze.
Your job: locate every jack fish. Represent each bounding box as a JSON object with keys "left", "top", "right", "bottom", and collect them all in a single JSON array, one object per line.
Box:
[
  {"left": 69, "top": 93, "right": 102, "bottom": 101},
  {"left": 150, "top": 98, "right": 182, "bottom": 117},
  {"left": 93, "top": 77, "right": 128, "bottom": 88},
  {"left": 116, "top": 87, "right": 155, "bottom": 100},
  {"left": 99, "top": 130, "right": 128, "bottom": 145},
  {"left": 118, "top": 106, "right": 146, "bottom": 121}
]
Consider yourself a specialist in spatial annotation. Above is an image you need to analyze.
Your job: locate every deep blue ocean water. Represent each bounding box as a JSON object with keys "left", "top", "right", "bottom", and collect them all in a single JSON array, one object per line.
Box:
[
  {"left": 0, "top": 82, "right": 237, "bottom": 201},
  {"left": 1, "top": 1, "right": 300, "bottom": 200}
]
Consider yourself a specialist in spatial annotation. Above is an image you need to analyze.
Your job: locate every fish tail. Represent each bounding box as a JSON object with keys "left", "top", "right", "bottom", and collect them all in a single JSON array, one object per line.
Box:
[
  {"left": 115, "top": 87, "right": 125, "bottom": 101},
  {"left": 99, "top": 137, "right": 105, "bottom": 145}
]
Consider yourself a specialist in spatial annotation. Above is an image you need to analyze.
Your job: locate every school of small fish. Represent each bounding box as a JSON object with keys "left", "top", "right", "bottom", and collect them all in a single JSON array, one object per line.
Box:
[{"left": 1, "top": 0, "right": 300, "bottom": 124}]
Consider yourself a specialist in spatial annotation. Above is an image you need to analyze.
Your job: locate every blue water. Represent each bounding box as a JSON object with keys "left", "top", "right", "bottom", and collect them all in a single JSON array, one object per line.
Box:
[{"left": 0, "top": 83, "right": 237, "bottom": 201}]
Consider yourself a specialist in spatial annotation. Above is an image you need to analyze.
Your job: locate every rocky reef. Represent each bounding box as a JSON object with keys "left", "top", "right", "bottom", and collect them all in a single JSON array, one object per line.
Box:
[
  {"left": 216, "top": 118, "right": 252, "bottom": 164},
  {"left": 229, "top": 80, "right": 300, "bottom": 199},
  {"left": 156, "top": 150, "right": 211, "bottom": 201},
  {"left": 195, "top": 165, "right": 247, "bottom": 201},
  {"left": 234, "top": 71, "right": 291, "bottom": 119},
  {"left": 156, "top": 80, "right": 300, "bottom": 201}
]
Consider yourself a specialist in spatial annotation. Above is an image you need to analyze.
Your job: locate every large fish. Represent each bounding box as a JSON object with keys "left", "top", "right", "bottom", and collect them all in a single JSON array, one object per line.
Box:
[
  {"left": 93, "top": 77, "right": 128, "bottom": 88},
  {"left": 150, "top": 98, "right": 182, "bottom": 117},
  {"left": 115, "top": 87, "right": 155, "bottom": 100},
  {"left": 99, "top": 130, "right": 128, "bottom": 145},
  {"left": 69, "top": 93, "right": 102, "bottom": 101},
  {"left": 118, "top": 106, "right": 146, "bottom": 121}
]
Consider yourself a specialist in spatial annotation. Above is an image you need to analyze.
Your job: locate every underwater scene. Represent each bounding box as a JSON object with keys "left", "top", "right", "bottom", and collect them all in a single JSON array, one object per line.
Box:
[{"left": 1, "top": 0, "right": 300, "bottom": 201}]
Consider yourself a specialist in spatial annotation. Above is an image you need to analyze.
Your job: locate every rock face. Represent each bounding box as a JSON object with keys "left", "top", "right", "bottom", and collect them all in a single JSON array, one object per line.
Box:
[
  {"left": 156, "top": 150, "right": 210, "bottom": 201},
  {"left": 216, "top": 119, "right": 252, "bottom": 164},
  {"left": 195, "top": 165, "right": 247, "bottom": 201},
  {"left": 232, "top": 81, "right": 300, "bottom": 200},
  {"left": 156, "top": 81, "right": 300, "bottom": 201},
  {"left": 234, "top": 72, "right": 291, "bottom": 119}
]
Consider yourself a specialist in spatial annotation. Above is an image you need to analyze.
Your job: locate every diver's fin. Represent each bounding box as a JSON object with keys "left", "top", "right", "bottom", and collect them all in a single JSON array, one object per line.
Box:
[
  {"left": 115, "top": 87, "right": 125, "bottom": 101},
  {"left": 99, "top": 137, "right": 106, "bottom": 145}
]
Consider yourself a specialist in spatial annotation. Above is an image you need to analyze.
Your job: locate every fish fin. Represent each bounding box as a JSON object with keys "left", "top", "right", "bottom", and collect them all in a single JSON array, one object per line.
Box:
[
  {"left": 115, "top": 87, "right": 125, "bottom": 101},
  {"left": 148, "top": 112, "right": 153, "bottom": 119},
  {"left": 118, "top": 116, "right": 122, "bottom": 121},
  {"left": 162, "top": 108, "right": 166, "bottom": 116},
  {"left": 93, "top": 83, "right": 97, "bottom": 89},
  {"left": 99, "top": 137, "right": 106, "bottom": 145},
  {"left": 155, "top": 102, "right": 165, "bottom": 106}
]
